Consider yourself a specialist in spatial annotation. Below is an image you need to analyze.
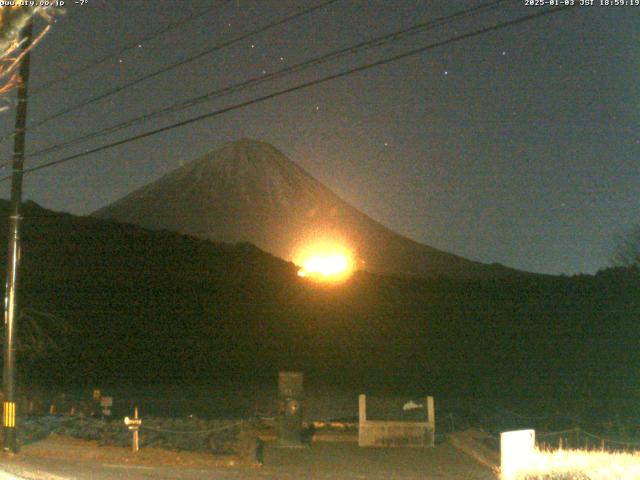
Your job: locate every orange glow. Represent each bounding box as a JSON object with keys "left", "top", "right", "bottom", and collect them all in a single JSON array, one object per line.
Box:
[{"left": 295, "top": 241, "right": 354, "bottom": 282}]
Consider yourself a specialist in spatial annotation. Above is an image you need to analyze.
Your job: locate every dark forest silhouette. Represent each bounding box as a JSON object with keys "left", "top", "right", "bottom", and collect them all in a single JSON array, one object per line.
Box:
[{"left": 0, "top": 201, "right": 637, "bottom": 402}]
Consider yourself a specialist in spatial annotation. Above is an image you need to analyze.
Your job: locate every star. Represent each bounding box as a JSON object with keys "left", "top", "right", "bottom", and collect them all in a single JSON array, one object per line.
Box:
[
  {"left": 118, "top": 59, "right": 123, "bottom": 64},
  {"left": 501, "top": 50, "right": 506, "bottom": 56},
  {"left": 384, "top": 142, "right": 389, "bottom": 147},
  {"left": 444, "top": 70, "right": 448, "bottom": 76},
  {"left": 137, "top": 44, "right": 143, "bottom": 49},
  {"left": 314, "top": 105, "right": 320, "bottom": 111},
  {"left": 251, "top": 44, "right": 255, "bottom": 49},
  {"left": 279, "top": 57, "right": 285, "bottom": 62}
]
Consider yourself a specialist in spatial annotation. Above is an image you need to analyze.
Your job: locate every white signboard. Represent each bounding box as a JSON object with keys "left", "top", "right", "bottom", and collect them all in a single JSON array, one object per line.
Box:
[{"left": 501, "top": 429, "right": 536, "bottom": 479}]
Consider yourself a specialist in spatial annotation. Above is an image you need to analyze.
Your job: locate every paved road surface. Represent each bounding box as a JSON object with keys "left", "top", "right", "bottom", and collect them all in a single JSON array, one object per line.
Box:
[{"left": 0, "top": 438, "right": 497, "bottom": 479}]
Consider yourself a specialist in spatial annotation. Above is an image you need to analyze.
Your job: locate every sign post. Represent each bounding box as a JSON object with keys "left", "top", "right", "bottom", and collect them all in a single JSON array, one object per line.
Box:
[
  {"left": 124, "top": 407, "right": 142, "bottom": 453},
  {"left": 100, "top": 396, "right": 113, "bottom": 418}
]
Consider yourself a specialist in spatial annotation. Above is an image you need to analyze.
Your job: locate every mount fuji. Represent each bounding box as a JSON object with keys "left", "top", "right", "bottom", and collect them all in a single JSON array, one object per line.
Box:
[{"left": 94, "top": 139, "right": 523, "bottom": 278}]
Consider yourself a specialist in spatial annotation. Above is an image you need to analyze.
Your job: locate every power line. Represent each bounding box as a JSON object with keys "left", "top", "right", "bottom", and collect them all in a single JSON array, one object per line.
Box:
[
  {"left": 24, "top": 0, "right": 510, "bottom": 161},
  {"left": 30, "top": 1, "right": 233, "bottom": 95},
  {"left": 0, "top": 5, "right": 575, "bottom": 183},
  {"left": 0, "top": 0, "right": 340, "bottom": 146},
  {"left": 8, "top": 5, "right": 574, "bottom": 179},
  {"left": 0, "top": 1, "right": 233, "bottom": 147}
]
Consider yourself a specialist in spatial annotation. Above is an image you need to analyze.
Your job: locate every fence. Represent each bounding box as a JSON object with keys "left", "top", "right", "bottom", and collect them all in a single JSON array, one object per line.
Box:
[
  {"left": 537, "top": 427, "right": 640, "bottom": 452},
  {"left": 19, "top": 414, "right": 249, "bottom": 454}
]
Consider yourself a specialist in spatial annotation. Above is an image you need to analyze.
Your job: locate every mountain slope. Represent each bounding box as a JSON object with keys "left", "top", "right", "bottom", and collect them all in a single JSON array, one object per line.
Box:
[
  {"left": 94, "top": 139, "right": 523, "bottom": 278},
  {"left": 0, "top": 200, "right": 637, "bottom": 398}
]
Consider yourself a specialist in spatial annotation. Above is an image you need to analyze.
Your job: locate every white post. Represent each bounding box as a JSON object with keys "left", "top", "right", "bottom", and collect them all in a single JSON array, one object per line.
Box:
[
  {"left": 359, "top": 394, "right": 367, "bottom": 422},
  {"left": 426, "top": 396, "right": 435, "bottom": 447},
  {"left": 358, "top": 394, "right": 366, "bottom": 447},
  {"left": 426, "top": 396, "right": 435, "bottom": 430}
]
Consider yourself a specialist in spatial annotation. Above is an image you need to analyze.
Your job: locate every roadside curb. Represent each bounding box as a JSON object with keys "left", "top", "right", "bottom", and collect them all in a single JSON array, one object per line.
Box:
[{"left": 447, "top": 429, "right": 499, "bottom": 473}]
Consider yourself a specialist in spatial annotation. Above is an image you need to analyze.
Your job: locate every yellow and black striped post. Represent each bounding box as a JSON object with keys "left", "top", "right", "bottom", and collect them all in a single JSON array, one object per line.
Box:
[
  {"left": 3, "top": 402, "right": 15, "bottom": 428},
  {"left": 2, "top": 401, "right": 16, "bottom": 452}
]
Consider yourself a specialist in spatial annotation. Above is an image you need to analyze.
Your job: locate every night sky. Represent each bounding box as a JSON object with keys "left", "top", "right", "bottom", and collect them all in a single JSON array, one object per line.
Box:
[{"left": 0, "top": 0, "right": 637, "bottom": 275}]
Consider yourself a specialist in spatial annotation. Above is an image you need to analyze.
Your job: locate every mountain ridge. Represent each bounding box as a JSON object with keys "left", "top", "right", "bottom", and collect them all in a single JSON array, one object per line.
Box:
[{"left": 94, "top": 139, "right": 529, "bottom": 279}]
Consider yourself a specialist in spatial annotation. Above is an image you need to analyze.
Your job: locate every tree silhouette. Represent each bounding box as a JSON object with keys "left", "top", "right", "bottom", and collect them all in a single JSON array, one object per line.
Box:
[{"left": 612, "top": 225, "right": 640, "bottom": 268}]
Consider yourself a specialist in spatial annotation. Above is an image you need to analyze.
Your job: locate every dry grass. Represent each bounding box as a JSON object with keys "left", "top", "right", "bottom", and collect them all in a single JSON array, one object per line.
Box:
[{"left": 502, "top": 448, "right": 640, "bottom": 480}]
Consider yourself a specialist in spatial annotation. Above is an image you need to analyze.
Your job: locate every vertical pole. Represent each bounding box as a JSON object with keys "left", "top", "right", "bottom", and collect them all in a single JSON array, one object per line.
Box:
[
  {"left": 426, "top": 396, "right": 435, "bottom": 430},
  {"left": 132, "top": 406, "right": 139, "bottom": 453},
  {"left": 2, "top": 19, "right": 33, "bottom": 454},
  {"left": 358, "top": 394, "right": 366, "bottom": 422},
  {"left": 426, "top": 396, "right": 435, "bottom": 447},
  {"left": 358, "top": 394, "right": 366, "bottom": 447}
]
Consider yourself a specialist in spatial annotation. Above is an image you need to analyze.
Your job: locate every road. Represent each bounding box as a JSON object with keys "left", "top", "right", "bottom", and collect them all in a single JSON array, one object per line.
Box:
[{"left": 0, "top": 435, "right": 497, "bottom": 479}]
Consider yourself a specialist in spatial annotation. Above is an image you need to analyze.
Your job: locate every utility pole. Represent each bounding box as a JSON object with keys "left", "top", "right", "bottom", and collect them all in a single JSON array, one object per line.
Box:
[{"left": 2, "top": 19, "right": 33, "bottom": 454}]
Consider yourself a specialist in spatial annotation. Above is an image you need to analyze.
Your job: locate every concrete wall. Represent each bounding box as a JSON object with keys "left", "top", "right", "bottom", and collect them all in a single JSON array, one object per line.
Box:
[{"left": 358, "top": 394, "right": 435, "bottom": 447}]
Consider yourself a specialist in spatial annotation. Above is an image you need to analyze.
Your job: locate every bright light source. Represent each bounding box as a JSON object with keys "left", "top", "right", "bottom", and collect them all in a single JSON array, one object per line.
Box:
[
  {"left": 295, "top": 241, "right": 354, "bottom": 282},
  {"left": 300, "top": 253, "right": 349, "bottom": 278},
  {"left": 501, "top": 429, "right": 536, "bottom": 479}
]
